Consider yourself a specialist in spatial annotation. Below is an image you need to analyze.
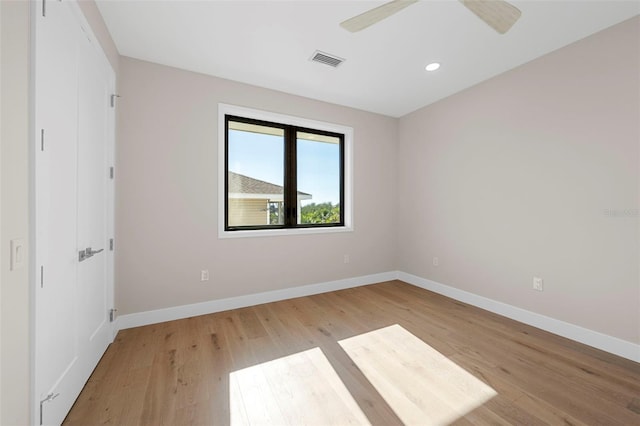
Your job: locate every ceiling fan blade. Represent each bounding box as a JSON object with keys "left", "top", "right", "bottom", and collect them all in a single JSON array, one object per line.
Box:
[
  {"left": 340, "top": 0, "right": 418, "bottom": 33},
  {"left": 459, "top": 0, "right": 522, "bottom": 34}
]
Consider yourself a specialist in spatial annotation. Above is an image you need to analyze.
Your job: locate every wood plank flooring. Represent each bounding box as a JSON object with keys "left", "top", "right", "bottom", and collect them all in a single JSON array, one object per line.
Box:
[{"left": 64, "top": 280, "right": 640, "bottom": 425}]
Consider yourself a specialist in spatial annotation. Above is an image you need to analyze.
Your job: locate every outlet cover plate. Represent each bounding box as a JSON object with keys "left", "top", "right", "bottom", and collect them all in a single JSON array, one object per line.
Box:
[{"left": 533, "top": 276, "right": 544, "bottom": 291}]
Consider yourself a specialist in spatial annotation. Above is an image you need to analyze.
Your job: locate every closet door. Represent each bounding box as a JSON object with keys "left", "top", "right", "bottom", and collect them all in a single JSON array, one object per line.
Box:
[
  {"left": 33, "top": 1, "right": 115, "bottom": 424},
  {"left": 76, "top": 7, "right": 113, "bottom": 384}
]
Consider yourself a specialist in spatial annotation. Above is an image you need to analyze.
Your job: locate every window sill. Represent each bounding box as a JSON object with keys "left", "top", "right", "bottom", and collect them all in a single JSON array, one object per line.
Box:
[{"left": 218, "top": 225, "right": 353, "bottom": 239}]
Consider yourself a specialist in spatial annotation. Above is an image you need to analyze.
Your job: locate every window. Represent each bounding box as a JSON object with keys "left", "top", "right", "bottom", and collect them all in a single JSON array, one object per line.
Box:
[
  {"left": 219, "top": 104, "right": 352, "bottom": 237},
  {"left": 226, "top": 117, "right": 343, "bottom": 229}
]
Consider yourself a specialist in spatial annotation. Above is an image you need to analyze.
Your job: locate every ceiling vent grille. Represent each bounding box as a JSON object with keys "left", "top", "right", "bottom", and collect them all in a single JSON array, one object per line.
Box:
[{"left": 310, "top": 50, "right": 345, "bottom": 68}]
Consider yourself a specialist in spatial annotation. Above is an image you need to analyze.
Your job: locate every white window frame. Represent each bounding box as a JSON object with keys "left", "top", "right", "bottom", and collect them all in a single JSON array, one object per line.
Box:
[{"left": 218, "top": 103, "right": 354, "bottom": 238}]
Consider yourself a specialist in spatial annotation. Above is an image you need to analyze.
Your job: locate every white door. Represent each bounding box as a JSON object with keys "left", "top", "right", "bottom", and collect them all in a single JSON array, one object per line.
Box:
[
  {"left": 33, "top": 1, "right": 115, "bottom": 424},
  {"left": 75, "top": 0, "right": 113, "bottom": 400}
]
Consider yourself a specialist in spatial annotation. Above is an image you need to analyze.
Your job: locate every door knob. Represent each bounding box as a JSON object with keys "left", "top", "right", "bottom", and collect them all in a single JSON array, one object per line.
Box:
[
  {"left": 78, "top": 247, "right": 104, "bottom": 262},
  {"left": 86, "top": 247, "right": 104, "bottom": 256}
]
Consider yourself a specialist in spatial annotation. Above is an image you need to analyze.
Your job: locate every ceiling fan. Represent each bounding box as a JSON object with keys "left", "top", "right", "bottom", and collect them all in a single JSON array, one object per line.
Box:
[{"left": 340, "top": 0, "right": 522, "bottom": 34}]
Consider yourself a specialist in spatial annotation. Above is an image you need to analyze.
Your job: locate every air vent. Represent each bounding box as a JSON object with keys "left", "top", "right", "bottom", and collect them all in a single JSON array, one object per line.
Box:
[{"left": 310, "top": 50, "right": 345, "bottom": 68}]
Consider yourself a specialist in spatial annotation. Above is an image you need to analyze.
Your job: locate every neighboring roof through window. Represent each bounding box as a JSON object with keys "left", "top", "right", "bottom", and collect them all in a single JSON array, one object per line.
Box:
[{"left": 228, "top": 171, "right": 311, "bottom": 200}]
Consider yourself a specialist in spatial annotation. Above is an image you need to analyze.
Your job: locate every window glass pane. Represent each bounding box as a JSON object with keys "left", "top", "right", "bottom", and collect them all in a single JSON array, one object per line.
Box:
[
  {"left": 228, "top": 121, "right": 284, "bottom": 227},
  {"left": 297, "top": 132, "right": 341, "bottom": 225}
]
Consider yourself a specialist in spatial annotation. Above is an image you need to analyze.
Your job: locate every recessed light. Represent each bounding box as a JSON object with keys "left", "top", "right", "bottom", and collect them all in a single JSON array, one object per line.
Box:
[{"left": 425, "top": 62, "right": 441, "bottom": 72}]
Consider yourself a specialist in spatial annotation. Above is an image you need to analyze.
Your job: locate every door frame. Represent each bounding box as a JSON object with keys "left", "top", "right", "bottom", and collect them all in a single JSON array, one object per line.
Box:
[{"left": 30, "top": 1, "right": 116, "bottom": 423}]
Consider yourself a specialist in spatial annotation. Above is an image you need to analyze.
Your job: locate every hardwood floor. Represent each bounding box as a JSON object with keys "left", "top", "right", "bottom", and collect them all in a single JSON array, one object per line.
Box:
[{"left": 64, "top": 280, "right": 640, "bottom": 425}]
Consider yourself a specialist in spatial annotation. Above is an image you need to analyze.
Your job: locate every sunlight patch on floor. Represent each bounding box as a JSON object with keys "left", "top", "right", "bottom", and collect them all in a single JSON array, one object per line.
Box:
[
  {"left": 339, "top": 324, "right": 497, "bottom": 426},
  {"left": 229, "top": 347, "right": 371, "bottom": 425}
]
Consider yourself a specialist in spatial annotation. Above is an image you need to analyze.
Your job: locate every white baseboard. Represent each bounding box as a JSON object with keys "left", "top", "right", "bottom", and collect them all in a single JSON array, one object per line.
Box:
[
  {"left": 397, "top": 271, "right": 640, "bottom": 363},
  {"left": 115, "top": 271, "right": 397, "bottom": 331},
  {"left": 114, "top": 270, "right": 639, "bottom": 363}
]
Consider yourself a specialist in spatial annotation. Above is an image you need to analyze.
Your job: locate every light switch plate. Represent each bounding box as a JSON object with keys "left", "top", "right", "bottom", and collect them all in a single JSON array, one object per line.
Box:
[{"left": 10, "top": 239, "right": 26, "bottom": 271}]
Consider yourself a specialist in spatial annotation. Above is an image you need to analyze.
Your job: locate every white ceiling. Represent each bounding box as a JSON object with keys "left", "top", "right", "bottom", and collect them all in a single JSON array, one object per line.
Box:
[{"left": 96, "top": 0, "right": 639, "bottom": 117}]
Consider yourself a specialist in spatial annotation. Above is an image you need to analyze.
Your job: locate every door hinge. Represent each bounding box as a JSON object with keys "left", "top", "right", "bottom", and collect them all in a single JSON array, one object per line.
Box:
[
  {"left": 109, "top": 308, "right": 118, "bottom": 322},
  {"left": 110, "top": 94, "right": 120, "bottom": 108},
  {"left": 39, "top": 392, "right": 60, "bottom": 425},
  {"left": 40, "top": 265, "right": 44, "bottom": 288},
  {"left": 40, "top": 129, "right": 45, "bottom": 151},
  {"left": 109, "top": 238, "right": 114, "bottom": 251},
  {"left": 109, "top": 166, "right": 114, "bottom": 179}
]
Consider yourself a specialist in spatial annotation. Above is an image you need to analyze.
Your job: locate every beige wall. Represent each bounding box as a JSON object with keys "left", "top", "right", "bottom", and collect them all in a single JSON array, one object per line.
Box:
[
  {"left": 1, "top": 1, "right": 31, "bottom": 424},
  {"left": 116, "top": 57, "right": 398, "bottom": 315},
  {"left": 397, "top": 17, "right": 640, "bottom": 344}
]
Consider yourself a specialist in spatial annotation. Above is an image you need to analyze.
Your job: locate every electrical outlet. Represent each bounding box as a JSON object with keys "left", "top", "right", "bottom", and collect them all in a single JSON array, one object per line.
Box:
[
  {"left": 201, "top": 270, "right": 210, "bottom": 281},
  {"left": 432, "top": 257, "right": 439, "bottom": 267},
  {"left": 533, "top": 276, "right": 543, "bottom": 292},
  {"left": 343, "top": 254, "right": 350, "bottom": 264}
]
